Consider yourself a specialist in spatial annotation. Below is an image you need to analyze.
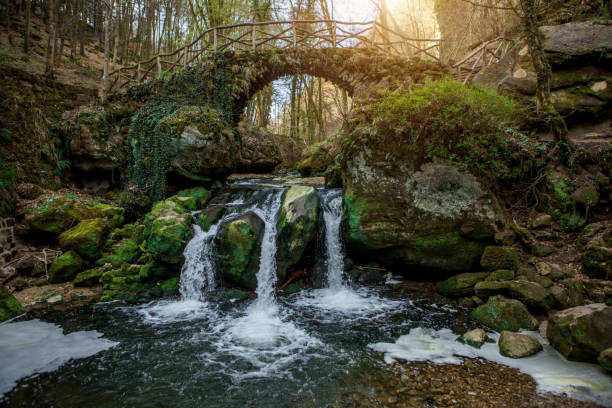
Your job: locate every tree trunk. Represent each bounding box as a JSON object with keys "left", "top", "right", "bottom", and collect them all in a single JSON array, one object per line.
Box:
[
  {"left": 24, "top": 0, "right": 32, "bottom": 54},
  {"left": 520, "top": 0, "right": 568, "bottom": 145},
  {"left": 102, "top": 0, "right": 114, "bottom": 101},
  {"left": 45, "top": 0, "right": 56, "bottom": 77}
]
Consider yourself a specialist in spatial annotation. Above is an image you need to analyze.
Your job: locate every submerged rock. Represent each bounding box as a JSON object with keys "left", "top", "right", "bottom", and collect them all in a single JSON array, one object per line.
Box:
[
  {"left": 436, "top": 272, "right": 489, "bottom": 297},
  {"left": 458, "top": 328, "right": 488, "bottom": 349},
  {"left": 217, "top": 213, "right": 264, "bottom": 291},
  {"left": 48, "top": 251, "right": 85, "bottom": 283},
  {"left": 498, "top": 331, "right": 542, "bottom": 358},
  {"left": 342, "top": 157, "right": 504, "bottom": 272},
  {"left": 547, "top": 303, "right": 612, "bottom": 363},
  {"left": 0, "top": 286, "right": 24, "bottom": 322},
  {"left": 276, "top": 186, "right": 320, "bottom": 284},
  {"left": 471, "top": 295, "right": 538, "bottom": 332}
]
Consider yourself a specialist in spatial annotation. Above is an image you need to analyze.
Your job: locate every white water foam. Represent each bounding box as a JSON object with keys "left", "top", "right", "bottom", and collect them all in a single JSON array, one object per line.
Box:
[
  {"left": 0, "top": 319, "right": 118, "bottom": 397},
  {"left": 369, "top": 327, "right": 612, "bottom": 405}
]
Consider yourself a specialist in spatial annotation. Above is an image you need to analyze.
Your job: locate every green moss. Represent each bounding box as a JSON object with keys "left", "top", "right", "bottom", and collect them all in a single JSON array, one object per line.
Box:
[
  {"left": 341, "top": 78, "right": 526, "bottom": 180},
  {"left": 480, "top": 246, "right": 519, "bottom": 271},
  {"left": 97, "top": 239, "right": 141, "bottom": 268},
  {"left": 218, "top": 216, "right": 262, "bottom": 290},
  {"left": 160, "top": 277, "right": 180, "bottom": 296},
  {"left": 0, "top": 286, "right": 24, "bottom": 322},
  {"left": 48, "top": 251, "right": 85, "bottom": 283},
  {"left": 486, "top": 269, "right": 515, "bottom": 281},
  {"left": 471, "top": 295, "right": 538, "bottom": 332},
  {"left": 74, "top": 267, "right": 106, "bottom": 286},
  {"left": 436, "top": 272, "right": 490, "bottom": 297},
  {"left": 144, "top": 200, "right": 192, "bottom": 265},
  {"left": 59, "top": 218, "right": 110, "bottom": 260}
]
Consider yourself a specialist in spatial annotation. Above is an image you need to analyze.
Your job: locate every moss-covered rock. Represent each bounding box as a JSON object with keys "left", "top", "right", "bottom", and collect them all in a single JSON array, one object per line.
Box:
[
  {"left": 324, "top": 165, "right": 342, "bottom": 188},
  {"left": 297, "top": 140, "right": 337, "bottom": 177},
  {"left": 59, "top": 218, "right": 110, "bottom": 260},
  {"left": 97, "top": 238, "right": 141, "bottom": 268},
  {"left": 24, "top": 194, "right": 124, "bottom": 235},
  {"left": 0, "top": 286, "right": 24, "bottom": 322},
  {"left": 342, "top": 157, "right": 503, "bottom": 272},
  {"left": 578, "top": 221, "right": 612, "bottom": 279},
  {"left": 480, "top": 246, "right": 519, "bottom": 271},
  {"left": 276, "top": 186, "right": 320, "bottom": 284},
  {"left": 74, "top": 267, "right": 106, "bottom": 286},
  {"left": 160, "top": 277, "right": 180, "bottom": 296},
  {"left": 598, "top": 348, "right": 612, "bottom": 372},
  {"left": 486, "top": 269, "right": 515, "bottom": 281},
  {"left": 547, "top": 304, "right": 612, "bottom": 363},
  {"left": 436, "top": 272, "right": 489, "bottom": 297},
  {"left": 169, "top": 187, "right": 211, "bottom": 211},
  {"left": 48, "top": 251, "right": 85, "bottom": 283},
  {"left": 499, "top": 331, "right": 542, "bottom": 358},
  {"left": 144, "top": 200, "right": 192, "bottom": 265},
  {"left": 236, "top": 122, "right": 282, "bottom": 173},
  {"left": 475, "top": 280, "right": 553, "bottom": 312},
  {"left": 217, "top": 213, "right": 264, "bottom": 291},
  {"left": 471, "top": 295, "right": 538, "bottom": 332}
]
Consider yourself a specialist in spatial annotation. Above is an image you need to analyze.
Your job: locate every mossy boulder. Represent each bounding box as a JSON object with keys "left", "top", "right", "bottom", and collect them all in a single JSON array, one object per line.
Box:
[
  {"left": 0, "top": 286, "right": 24, "bottom": 322},
  {"left": 144, "top": 200, "right": 192, "bottom": 265},
  {"left": 296, "top": 140, "right": 337, "bottom": 177},
  {"left": 97, "top": 238, "right": 141, "bottom": 268},
  {"left": 48, "top": 251, "right": 86, "bottom": 283},
  {"left": 169, "top": 187, "right": 211, "bottom": 211},
  {"left": 547, "top": 303, "right": 612, "bottom": 363},
  {"left": 480, "top": 246, "right": 519, "bottom": 271},
  {"left": 486, "top": 269, "right": 515, "bottom": 281},
  {"left": 499, "top": 331, "right": 542, "bottom": 358},
  {"left": 471, "top": 295, "right": 538, "bottom": 332},
  {"left": 24, "top": 195, "right": 124, "bottom": 235},
  {"left": 475, "top": 280, "right": 553, "bottom": 312},
  {"left": 74, "top": 267, "right": 106, "bottom": 286},
  {"left": 578, "top": 221, "right": 612, "bottom": 279},
  {"left": 59, "top": 218, "right": 110, "bottom": 260},
  {"left": 342, "top": 157, "right": 504, "bottom": 273},
  {"left": 158, "top": 106, "right": 238, "bottom": 183},
  {"left": 598, "top": 348, "right": 612, "bottom": 372},
  {"left": 217, "top": 213, "right": 264, "bottom": 291},
  {"left": 436, "top": 272, "right": 489, "bottom": 297},
  {"left": 276, "top": 186, "right": 320, "bottom": 284}
]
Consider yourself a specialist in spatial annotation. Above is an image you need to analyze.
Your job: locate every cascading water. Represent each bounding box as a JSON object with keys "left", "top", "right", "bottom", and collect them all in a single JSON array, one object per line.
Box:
[
  {"left": 320, "top": 189, "right": 345, "bottom": 290},
  {"left": 178, "top": 222, "right": 221, "bottom": 301}
]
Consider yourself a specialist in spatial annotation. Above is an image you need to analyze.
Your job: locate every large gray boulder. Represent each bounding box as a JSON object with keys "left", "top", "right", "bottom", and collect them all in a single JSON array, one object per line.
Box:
[
  {"left": 343, "top": 157, "right": 505, "bottom": 273},
  {"left": 547, "top": 303, "right": 612, "bottom": 362},
  {"left": 158, "top": 107, "right": 239, "bottom": 182},
  {"left": 499, "top": 331, "right": 542, "bottom": 358},
  {"left": 541, "top": 21, "right": 612, "bottom": 65},
  {"left": 276, "top": 186, "right": 320, "bottom": 284}
]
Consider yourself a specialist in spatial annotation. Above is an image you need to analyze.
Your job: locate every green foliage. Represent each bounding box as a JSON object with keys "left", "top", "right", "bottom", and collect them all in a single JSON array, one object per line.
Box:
[
  {"left": 342, "top": 79, "right": 527, "bottom": 180},
  {"left": 123, "top": 54, "right": 235, "bottom": 210}
]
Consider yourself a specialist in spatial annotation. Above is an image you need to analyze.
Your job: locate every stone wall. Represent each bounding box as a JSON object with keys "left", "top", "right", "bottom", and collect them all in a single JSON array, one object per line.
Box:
[{"left": 0, "top": 218, "right": 16, "bottom": 267}]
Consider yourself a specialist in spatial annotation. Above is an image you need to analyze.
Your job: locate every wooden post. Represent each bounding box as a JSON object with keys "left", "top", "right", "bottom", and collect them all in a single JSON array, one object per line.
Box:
[
  {"left": 332, "top": 21, "right": 336, "bottom": 48},
  {"left": 157, "top": 55, "right": 162, "bottom": 77},
  {"left": 252, "top": 24, "right": 256, "bottom": 49},
  {"left": 214, "top": 28, "right": 218, "bottom": 52}
]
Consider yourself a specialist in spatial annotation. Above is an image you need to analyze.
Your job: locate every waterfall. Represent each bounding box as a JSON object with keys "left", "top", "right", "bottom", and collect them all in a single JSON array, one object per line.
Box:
[
  {"left": 250, "top": 190, "right": 285, "bottom": 307},
  {"left": 321, "top": 190, "right": 344, "bottom": 290},
  {"left": 179, "top": 222, "right": 223, "bottom": 301}
]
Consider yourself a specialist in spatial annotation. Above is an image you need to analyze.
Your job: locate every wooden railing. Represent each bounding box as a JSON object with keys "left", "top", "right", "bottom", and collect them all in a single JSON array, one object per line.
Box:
[
  {"left": 107, "top": 19, "right": 442, "bottom": 93},
  {"left": 452, "top": 37, "right": 513, "bottom": 84}
]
